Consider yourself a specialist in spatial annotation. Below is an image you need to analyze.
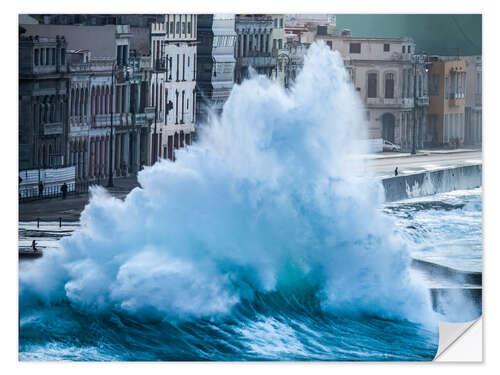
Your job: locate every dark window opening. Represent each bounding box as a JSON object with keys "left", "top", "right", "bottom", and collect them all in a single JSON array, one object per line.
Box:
[
  {"left": 349, "top": 43, "right": 361, "bottom": 53},
  {"left": 384, "top": 43, "right": 390, "bottom": 52},
  {"left": 385, "top": 73, "right": 394, "bottom": 99},
  {"left": 368, "top": 73, "right": 377, "bottom": 98}
]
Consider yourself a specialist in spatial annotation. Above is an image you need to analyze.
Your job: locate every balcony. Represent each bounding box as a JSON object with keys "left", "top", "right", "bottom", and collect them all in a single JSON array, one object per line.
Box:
[
  {"left": 43, "top": 122, "right": 63, "bottom": 135},
  {"left": 448, "top": 93, "right": 464, "bottom": 107},
  {"left": 144, "top": 107, "right": 156, "bottom": 121},
  {"left": 133, "top": 113, "right": 147, "bottom": 126},
  {"left": 237, "top": 54, "right": 276, "bottom": 68},
  {"left": 365, "top": 97, "right": 414, "bottom": 108},
  {"left": 416, "top": 96, "right": 429, "bottom": 106}
]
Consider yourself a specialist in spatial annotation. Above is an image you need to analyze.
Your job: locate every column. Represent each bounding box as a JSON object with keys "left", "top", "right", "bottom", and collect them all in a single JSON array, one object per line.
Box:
[
  {"left": 116, "top": 133, "right": 122, "bottom": 175},
  {"left": 123, "top": 132, "right": 130, "bottom": 174},
  {"left": 135, "top": 131, "right": 141, "bottom": 172}
]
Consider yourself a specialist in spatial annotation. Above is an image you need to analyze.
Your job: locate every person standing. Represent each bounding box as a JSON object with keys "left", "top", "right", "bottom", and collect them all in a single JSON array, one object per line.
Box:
[
  {"left": 61, "top": 182, "right": 68, "bottom": 199},
  {"left": 394, "top": 166, "right": 398, "bottom": 176},
  {"left": 38, "top": 181, "right": 44, "bottom": 197}
]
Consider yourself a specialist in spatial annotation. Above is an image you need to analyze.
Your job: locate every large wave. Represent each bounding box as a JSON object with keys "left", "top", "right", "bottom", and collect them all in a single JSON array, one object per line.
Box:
[{"left": 19, "top": 43, "right": 434, "bottom": 325}]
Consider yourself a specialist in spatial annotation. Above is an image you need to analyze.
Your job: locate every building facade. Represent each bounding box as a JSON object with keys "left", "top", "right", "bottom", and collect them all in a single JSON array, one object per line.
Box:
[
  {"left": 427, "top": 58, "right": 466, "bottom": 146},
  {"left": 464, "top": 55, "right": 482, "bottom": 146},
  {"left": 196, "top": 14, "right": 237, "bottom": 119},
  {"left": 234, "top": 15, "right": 276, "bottom": 84},
  {"left": 150, "top": 14, "right": 197, "bottom": 162},
  {"left": 21, "top": 23, "right": 153, "bottom": 181},
  {"left": 19, "top": 34, "right": 69, "bottom": 171},
  {"left": 317, "top": 31, "right": 427, "bottom": 150}
]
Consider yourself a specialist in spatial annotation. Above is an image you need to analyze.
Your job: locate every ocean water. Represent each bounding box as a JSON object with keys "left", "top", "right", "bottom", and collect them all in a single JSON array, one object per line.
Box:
[
  {"left": 19, "top": 43, "right": 452, "bottom": 361},
  {"left": 385, "top": 188, "right": 482, "bottom": 273}
]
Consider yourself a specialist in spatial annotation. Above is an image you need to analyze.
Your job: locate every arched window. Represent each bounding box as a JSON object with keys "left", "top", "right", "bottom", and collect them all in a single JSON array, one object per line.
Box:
[
  {"left": 152, "top": 83, "right": 155, "bottom": 107},
  {"left": 367, "top": 73, "right": 377, "bottom": 98},
  {"left": 91, "top": 87, "right": 95, "bottom": 116},
  {"left": 71, "top": 89, "right": 75, "bottom": 116},
  {"left": 84, "top": 88, "right": 89, "bottom": 118},
  {"left": 159, "top": 83, "right": 163, "bottom": 112},
  {"left": 102, "top": 86, "right": 106, "bottom": 115},
  {"left": 96, "top": 87, "right": 101, "bottom": 114},
  {"left": 385, "top": 73, "right": 395, "bottom": 99},
  {"left": 105, "top": 86, "right": 110, "bottom": 114}
]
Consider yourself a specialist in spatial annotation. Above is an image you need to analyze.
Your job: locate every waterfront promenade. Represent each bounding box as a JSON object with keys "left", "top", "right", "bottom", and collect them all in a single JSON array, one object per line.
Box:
[
  {"left": 19, "top": 149, "right": 481, "bottom": 223},
  {"left": 19, "top": 176, "right": 140, "bottom": 222}
]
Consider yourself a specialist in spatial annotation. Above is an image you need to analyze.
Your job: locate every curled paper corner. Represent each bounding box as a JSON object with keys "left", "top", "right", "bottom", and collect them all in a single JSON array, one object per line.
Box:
[{"left": 434, "top": 316, "right": 483, "bottom": 362}]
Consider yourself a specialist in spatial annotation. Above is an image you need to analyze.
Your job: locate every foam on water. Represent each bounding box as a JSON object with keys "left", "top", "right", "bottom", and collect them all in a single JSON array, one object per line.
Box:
[{"left": 19, "top": 43, "right": 443, "bottom": 360}]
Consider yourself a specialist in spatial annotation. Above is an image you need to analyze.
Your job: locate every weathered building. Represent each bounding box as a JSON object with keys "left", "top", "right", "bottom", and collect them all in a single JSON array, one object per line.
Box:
[
  {"left": 270, "top": 14, "right": 287, "bottom": 86},
  {"left": 150, "top": 14, "right": 197, "bottom": 162},
  {"left": 196, "top": 14, "right": 237, "bottom": 119},
  {"left": 317, "top": 30, "right": 428, "bottom": 151},
  {"left": 19, "top": 33, "right": 69, "bottom": 170},
  {"left": 464, "top": 55, "right": 482, "bottom": 146},
  {"left": 234, "top": 15, "right": 276, "bottom": 83},
  {"left": 427, "top": 58, "right": 466, "bottom": 146},
  {"left": 21, "top": 23, "right": 153, "bottom": 181}
]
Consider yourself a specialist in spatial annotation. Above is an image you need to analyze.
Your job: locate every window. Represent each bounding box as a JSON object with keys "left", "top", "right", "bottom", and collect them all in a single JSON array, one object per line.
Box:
[
  {"left": 327, "top": 41, "right": 332, "bottom": 50},
  {"left": 61, "top": 48, "right": 65, "bottom": 64},
  {"left": 52, "top": 48, "right": 56, "bottom": 65},
  {"left": 385, "top": 73, "right": 394, "bottom": 99},
  {"left": 170, "top": 22, "right": 174, "bottom": 34},
  {"left": 46, "top": 48, "right": 50, "bottom": 65},
  {"left": 274, "top": 18, "right": 278, "bottom": 28},
  {"left": 402, "top": 45, "right": 406, "bottom": 53},
  {"left": 176, "top": 22, "right": 180, "bottom": 34},
  {"left": 368, "top": 73, "right": 377, "bottom": 98},
  {"left": 280, "top": 18, "right": 283, "bottom": 28},
  {"left": 366, "top": 111, "right": 370, "bottom": 120},
  {"left": 188, "top": 22, "right": 191, "bottom": 34},
  {"left": 349, "top": 43, "right": 361, "bottom": 53},
  {"left": 408, "top": 45, "right": 411, "bottom": 53},
  {"left": 445, "top": 76, "right": 449, "bottom": 99},
  {"left": 444, "top": 115, "right": 448, "bottom": 142},
  {"left": 182, "top": 22, "right": 185, "bottom": 34},
  {"left": 460, "top": 113, "right": 464, "bottom": 138},
  {"left": 34, "top": 49, "right": 39, "bottom": 65},
  {"left": 384, "top": 43, "right": 390, "bottom": 52}
]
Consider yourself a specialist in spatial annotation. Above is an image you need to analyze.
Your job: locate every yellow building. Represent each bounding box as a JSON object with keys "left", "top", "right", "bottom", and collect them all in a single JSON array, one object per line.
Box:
[{"left": 427, "top": 59, "right": 466, "bottom": 146}]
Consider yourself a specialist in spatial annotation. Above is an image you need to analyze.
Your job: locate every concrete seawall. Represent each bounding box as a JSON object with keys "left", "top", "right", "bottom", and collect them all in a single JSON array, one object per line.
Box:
[{"left": 382, "top": 164, "right": 482, "bottom": 202}]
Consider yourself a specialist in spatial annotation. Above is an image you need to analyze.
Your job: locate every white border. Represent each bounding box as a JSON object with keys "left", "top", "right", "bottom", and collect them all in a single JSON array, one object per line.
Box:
[{"left": 4, "top": 1, "right": 496, "bottom": 374}]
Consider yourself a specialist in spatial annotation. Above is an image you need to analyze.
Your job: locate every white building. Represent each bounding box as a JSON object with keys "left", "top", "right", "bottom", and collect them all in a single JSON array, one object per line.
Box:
[
  {"left": 316, "top": 30, "right": 428, "bottom": 150},
  {"left": 151, "top": 14, "right": 197, "bottom": 162}
]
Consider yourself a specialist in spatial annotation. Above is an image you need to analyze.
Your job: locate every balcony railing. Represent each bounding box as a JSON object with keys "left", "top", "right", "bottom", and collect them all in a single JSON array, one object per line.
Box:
[
  {"left": 43, "top": 122, "right": 63, "bottom": 135},
  {"left": 416, "top": 96, "right": 429, "bottom": 106}
]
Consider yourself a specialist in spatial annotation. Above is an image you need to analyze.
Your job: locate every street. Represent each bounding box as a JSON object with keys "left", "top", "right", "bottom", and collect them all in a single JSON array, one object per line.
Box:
[{"left": 364, "top": 150, "right": 482, "bottom": 179}]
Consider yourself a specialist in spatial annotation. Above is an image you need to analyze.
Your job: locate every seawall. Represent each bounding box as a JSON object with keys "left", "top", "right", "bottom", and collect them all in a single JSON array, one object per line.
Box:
[{"left": 382, "top": 164, "right": 482, "bottom": 202}]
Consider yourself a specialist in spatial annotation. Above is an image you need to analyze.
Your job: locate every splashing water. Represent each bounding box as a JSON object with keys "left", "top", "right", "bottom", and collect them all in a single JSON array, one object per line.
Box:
[{"left": 19, "top": 43, "right": 439, "bottom": 361}]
